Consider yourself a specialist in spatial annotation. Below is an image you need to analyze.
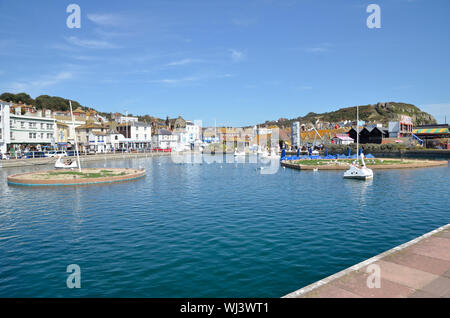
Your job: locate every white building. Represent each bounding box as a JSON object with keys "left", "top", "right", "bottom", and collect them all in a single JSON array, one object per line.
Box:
[
  {"left": 185, "top": 121, "right": 201, "bottom": 143},
  {"left": 9, "top": 106, "right": 56, "bottom": 152},
  {"left": 388, "top": 115, "right": 413, "bottom": 138},
  {"left": 107, "top": 132, "right": 126, "bottom": 151},
  {"left": 117, "top": 116, "right": 139, "bottom": 124},
  {"left": 173, "top": 120, "right": 202, "bottom": 150},
  {"left": 332, "top": 134, "right": 354, "bottom": 145},
  {"left": 0, "top": 101, "right": 11, "bottom": 154},
  {"left": 116, "top": 121, "right": 152, "bottom": 149},
  {"left": 253, "top": 125, "right": 272, "bottom": 137},
  {"left": 152, "top": 128, "right": 178, "bottom": 149},
  {"left": 88, "top": 131, "right": 108, "bottom": 152}
]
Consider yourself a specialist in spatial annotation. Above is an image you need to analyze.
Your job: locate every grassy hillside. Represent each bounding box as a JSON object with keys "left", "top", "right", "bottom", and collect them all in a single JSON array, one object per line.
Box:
[{"left": 262, "top": 102, "right": 437, "bottom": 127}]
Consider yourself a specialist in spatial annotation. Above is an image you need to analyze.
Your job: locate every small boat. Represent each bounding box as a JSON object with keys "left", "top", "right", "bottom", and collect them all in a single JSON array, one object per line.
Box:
[
  {"left": 234, "top": 150, "right": 246, "bottom": 156},
  {"left": 343, "top": 154, "right": 373, "bottom": 180},
  {"left": 259, "top": 151, "right": 270, "bottom": 158},
  {"left": 270, "top": 149, "right": 280, "bottom": 159},
  {"left": 343, "top": 105, "right": 373, "bottom": 180},
  {"left": 55, "top": 156, "right": 78, "bottom": 169}
]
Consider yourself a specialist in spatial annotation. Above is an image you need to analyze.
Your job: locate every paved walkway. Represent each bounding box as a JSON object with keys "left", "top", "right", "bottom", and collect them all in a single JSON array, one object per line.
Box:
[{"left": 284, "top": 224, "right": 450, "bottom": 298}]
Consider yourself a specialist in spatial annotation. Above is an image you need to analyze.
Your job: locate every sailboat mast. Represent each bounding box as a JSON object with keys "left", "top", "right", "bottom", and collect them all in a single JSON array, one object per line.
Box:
[
  {"left": 356, "top": 105, "right": 359, "bottom": 162},
  {"left": 70, "top": 101, "right": 82, "bottom": 172}
]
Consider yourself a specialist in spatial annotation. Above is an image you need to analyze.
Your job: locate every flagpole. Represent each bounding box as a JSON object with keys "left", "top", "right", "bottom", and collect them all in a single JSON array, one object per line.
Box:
[{"left": 70, "top": 101, "right": 82, "bottom": 172}]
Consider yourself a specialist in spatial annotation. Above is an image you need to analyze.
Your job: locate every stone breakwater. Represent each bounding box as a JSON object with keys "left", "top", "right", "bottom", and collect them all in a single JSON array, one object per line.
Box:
[{"left": 281, "top": 158, "right": 448, "bottom": 170}]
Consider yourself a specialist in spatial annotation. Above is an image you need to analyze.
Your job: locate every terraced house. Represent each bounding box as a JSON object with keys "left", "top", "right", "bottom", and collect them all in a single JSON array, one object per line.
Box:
[{"left": 8, "top": 105, "right": 56, "bottom": 152}]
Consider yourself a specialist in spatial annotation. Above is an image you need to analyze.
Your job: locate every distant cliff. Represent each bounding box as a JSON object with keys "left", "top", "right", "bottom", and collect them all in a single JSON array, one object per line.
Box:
[{"left": 262, "top": 102, "right": 437, "bottom": 128}]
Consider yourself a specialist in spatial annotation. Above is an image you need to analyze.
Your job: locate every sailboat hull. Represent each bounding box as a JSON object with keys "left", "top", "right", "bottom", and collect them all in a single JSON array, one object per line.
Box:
[{"left": 343, "top": 165, "right": 373, "bottom": 180}]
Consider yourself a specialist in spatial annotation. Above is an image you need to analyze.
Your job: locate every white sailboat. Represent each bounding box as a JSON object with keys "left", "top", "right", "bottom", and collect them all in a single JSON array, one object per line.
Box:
[
  {"left": 269, "top": 148, "right": 280, "bottom": 159},
  {"left": 343, "top": 106, "right": 373, "bottom": 180},
  {"left": 55, "top": 155, "right": 78, "bottom": 169},
  {"left": 234, "top": 149, "right": 246, "bottom": 156},
  {"left": 55, "top": 101, "right": 82, "bottom": 171}
]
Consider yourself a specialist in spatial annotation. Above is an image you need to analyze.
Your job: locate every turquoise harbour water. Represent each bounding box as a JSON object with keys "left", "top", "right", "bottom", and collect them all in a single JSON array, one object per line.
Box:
[{"left": 0, "top": 155, "right": 449, "bottom": 297}]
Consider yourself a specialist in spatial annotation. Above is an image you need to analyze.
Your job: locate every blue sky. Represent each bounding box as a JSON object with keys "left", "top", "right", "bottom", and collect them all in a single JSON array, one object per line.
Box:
[{"left": 0, "top": 0, "right": 449, "bottom": 126}]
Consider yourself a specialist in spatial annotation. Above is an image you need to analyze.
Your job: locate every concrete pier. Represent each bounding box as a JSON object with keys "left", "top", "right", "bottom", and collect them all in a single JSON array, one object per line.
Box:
[{"left": 284, "top": 224, "right": 450, "bottom": 298}]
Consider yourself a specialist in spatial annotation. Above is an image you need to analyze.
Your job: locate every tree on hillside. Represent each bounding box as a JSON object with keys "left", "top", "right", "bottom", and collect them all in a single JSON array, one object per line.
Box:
[{"left": 0, "top": 92, "right": 34, "bottom": 105}]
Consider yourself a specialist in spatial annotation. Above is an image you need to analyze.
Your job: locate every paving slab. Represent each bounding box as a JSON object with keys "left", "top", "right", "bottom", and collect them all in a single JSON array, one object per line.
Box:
[
  {"left": 384, "top": 251, "right": 450, "bottom": 276},
  {"left": 333, "top": 270, "right": 415, "bottom": 298},
  {"left": 372, "top": 260, "right": 437, "bottom": 290},
  {"left": 419, "top": 276, "right": 450, "bottom": 297}
]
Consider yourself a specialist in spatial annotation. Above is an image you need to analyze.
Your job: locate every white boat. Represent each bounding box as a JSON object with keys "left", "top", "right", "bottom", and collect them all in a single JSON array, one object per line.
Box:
[
  {"left": 343, "top": 154, "right": 373, "bottom": 180},
  {"left": 269, "top": 149, "right": 280, "bottom": 159},
  {"left": 260, "top": 149, "right": 279, "bottom": 159},
  {"left": 343, "top": 105, "right": 373, "bottom": 180},
  {"left": 257, "top": 148, "right": 266, "bottom": 155},
  {"left": 55, "top": 155, "right": 78, "bottom": 169},
  {"left": 259, "top": 151, "right": 270, "bottom": 158},
  {"left": 234, "top": 150, "right": 246, "bottom": 156}
]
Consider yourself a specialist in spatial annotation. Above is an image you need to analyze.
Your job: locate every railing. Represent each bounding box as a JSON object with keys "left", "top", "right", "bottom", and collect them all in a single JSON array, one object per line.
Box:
[{"left": 1, "top": 147, "right": 187, "bottom": 160}]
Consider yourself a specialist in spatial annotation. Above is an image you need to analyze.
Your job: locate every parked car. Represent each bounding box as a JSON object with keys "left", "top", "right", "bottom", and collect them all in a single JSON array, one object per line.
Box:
[
  {"left": 22, "top": 151, "right": 46, "bottom": 159},
  {"left": 45, "top": 151, "right": 67, "bottom": 158}
]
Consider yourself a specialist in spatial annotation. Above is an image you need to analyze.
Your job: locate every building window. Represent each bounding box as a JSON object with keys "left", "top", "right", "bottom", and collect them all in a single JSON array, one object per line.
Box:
[{"left": 21, "top": 122, "right": 25, "bottom": 128}]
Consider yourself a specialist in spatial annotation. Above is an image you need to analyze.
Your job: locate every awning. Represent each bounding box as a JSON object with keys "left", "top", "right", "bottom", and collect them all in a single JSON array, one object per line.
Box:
[{"left": 413, "top": 128, "right": 449, "bottom": 134}]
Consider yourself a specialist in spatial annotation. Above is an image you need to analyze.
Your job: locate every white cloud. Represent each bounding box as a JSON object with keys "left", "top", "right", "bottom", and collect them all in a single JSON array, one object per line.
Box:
[
  {"left": 165, "top": 58, "right": 201, "bottom": 66},
  {"left": 4, "top": 71, "right": 73, "bottom": 92},
  {"left": 304, "top": 43, "right": 333, "bottom": 53},
  {"left": 149, "top": 76, "right": 199, "bottom": 84},
  {"left": 149, "top": 73, "right": 233, "bottom": 85},
  {"left": 65, "top": 36, "right": 118, "bottom": 49},
  {"left": 87, "top": 13, "right": 124, "bottom": 26},
  {"left": 230, "top": 49, "right": 246, "bottom": 62}
]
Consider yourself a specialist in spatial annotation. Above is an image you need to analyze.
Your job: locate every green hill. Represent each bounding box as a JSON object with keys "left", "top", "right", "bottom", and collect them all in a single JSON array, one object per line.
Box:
[
  {"left": 262, "top": 102, "right": 437, "bottom": 127},
  {"left": 0, "top": 92, "right": 163, "bottom": 123}
]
